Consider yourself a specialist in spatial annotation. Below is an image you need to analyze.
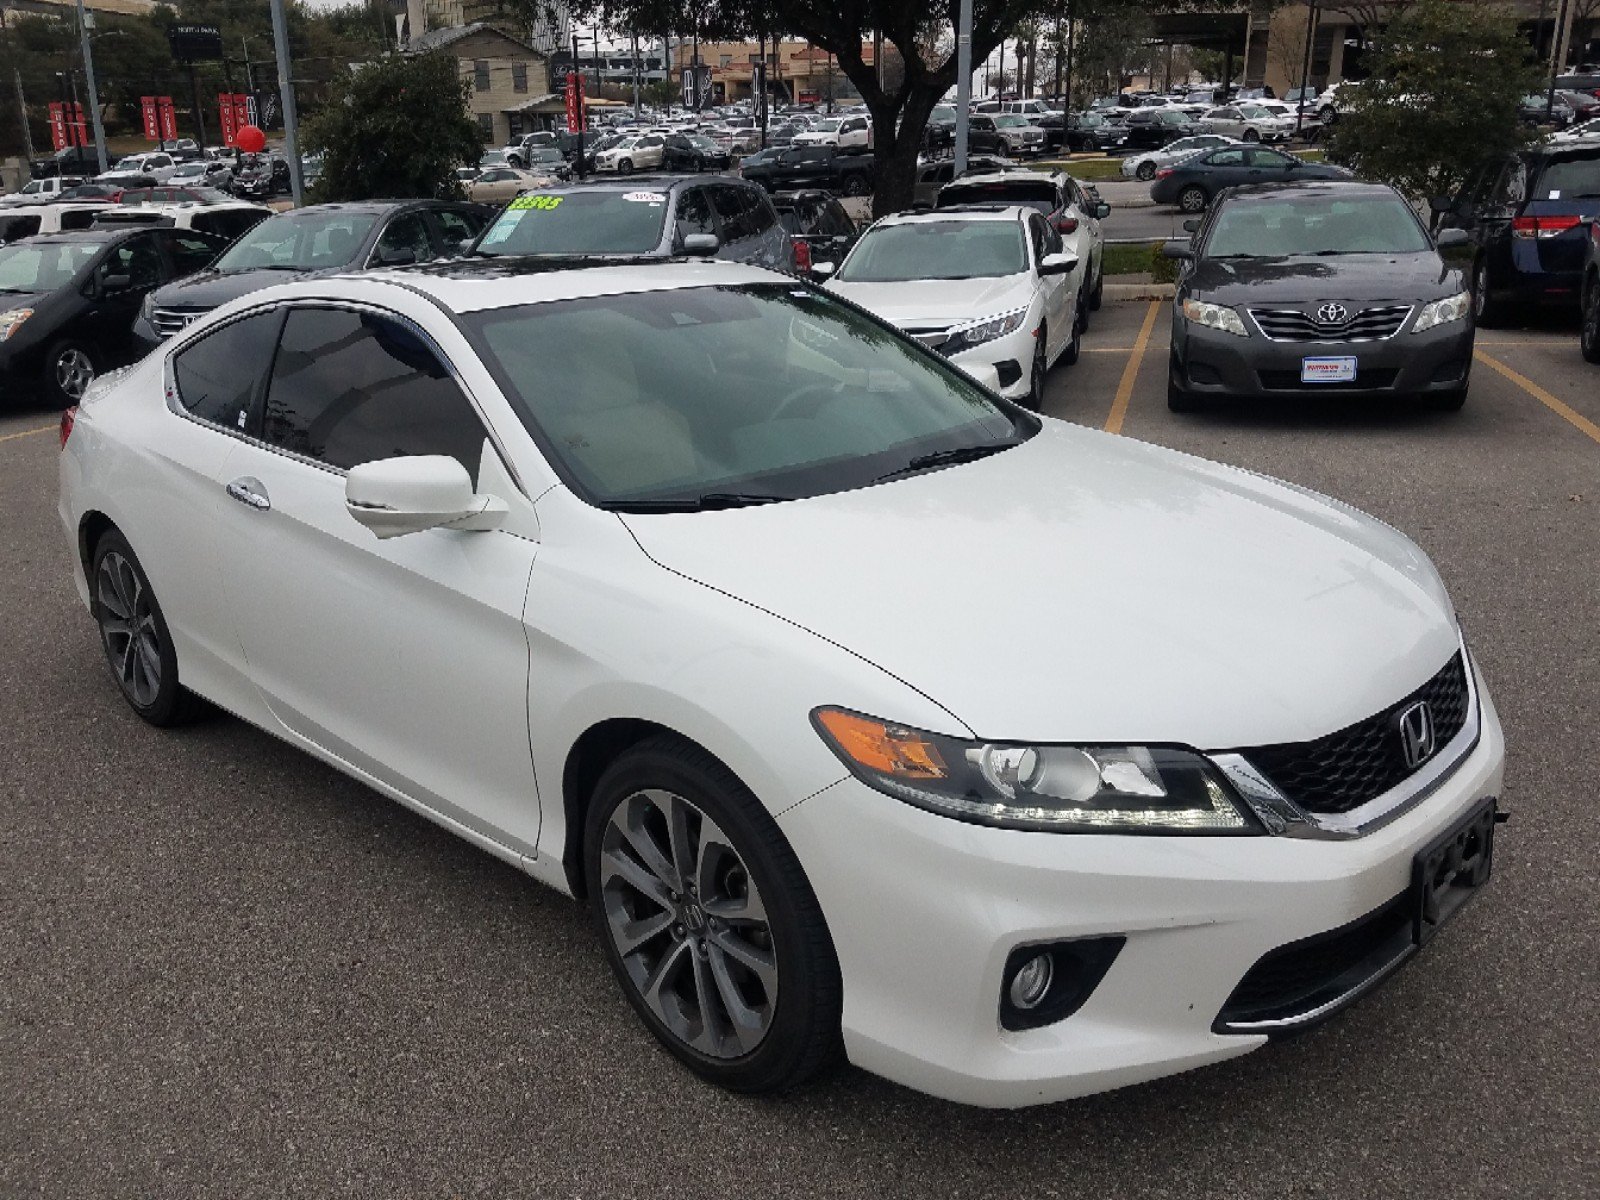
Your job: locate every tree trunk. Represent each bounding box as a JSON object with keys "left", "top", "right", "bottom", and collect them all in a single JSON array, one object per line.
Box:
[{"left": 866, "top": 80, "right": 941, "bottom": 216}]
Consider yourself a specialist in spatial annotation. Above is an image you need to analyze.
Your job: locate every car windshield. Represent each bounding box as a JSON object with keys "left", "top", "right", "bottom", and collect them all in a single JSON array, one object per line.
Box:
[
  {"left": 938, "top": 179, "right": 1057, "bottom": 216},
  {"left": 463, "top": 284, "right": 1028, "bottom": 508},
  {"left": 190, "top": 187, "right": 233, "bottom": 204},
  {"left": 993, "top": 115, "right": 1029, "bottom": 128},
  {"left": 473, "top": 189, "right": 669, "bottom": 256},
  {"left": 213, "top": 210, "right": 379, "bottom": 271},
  {"left": 1206, "top": 194, "right": 1430, "bottom": 257},
  {"left": 527, "top": 148, "right": 564, "bottom": 163},
  {"left": 690, "top": 136, "right": 719, "bottom": 149},
  {"left": 0, "top": 240, "right": 101, "bottom": 292},
  {"left": 1532, "top": 151, "right": 1600, "bottom": 199},
  {"left": 812, "top": 119, "right": 841, "bottom": 132},
  {"left": 837, "top": 219, "right": 1025, "bottom": 281}
]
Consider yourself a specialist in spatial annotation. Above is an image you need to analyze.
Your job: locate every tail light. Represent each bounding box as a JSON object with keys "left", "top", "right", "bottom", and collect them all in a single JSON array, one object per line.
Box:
[
  {"left": 1512, "top": 214, "right": 1584, "bottom": 239},
  {"left": 792, "top": 237, "right": 812, "bottom": 272},
  {"left": 1156, "top": 168, "right": 1174, "bottom": 180},
  {"left": 59, "top": 405, "right": 76, "bottom": 449},
  {"left": 1054, "top": 215, "right": 1079, "bottom": 234}
]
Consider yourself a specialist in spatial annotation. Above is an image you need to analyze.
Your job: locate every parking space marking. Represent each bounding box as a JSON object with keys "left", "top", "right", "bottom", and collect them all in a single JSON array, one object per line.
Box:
[
  {"left": 1104, "top": 301, "right": 1162, "bottom": 435},
  {"left": 1474, "top": 350, "right": 1600, "bottom": 447},
  {"left": 0, "top": 424, "right": 54, "bottom": 445}
]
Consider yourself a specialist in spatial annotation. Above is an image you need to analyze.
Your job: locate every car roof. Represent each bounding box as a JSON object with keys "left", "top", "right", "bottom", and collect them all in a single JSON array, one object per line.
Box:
[
  {"left": 518, "top": 174, "right": 752, "bottom": 192},
  {"left": 16, "top": 229, "right": 129, "bottom": 244},
  {"left": 355, "top": 257, "right": 784, "bottom": 315},
  {"left": 1221, "top": 180, "right": 1397, "bottom": 201},
  {"left": 944, "top": 171, "right": 1061, "bottom": 186}
]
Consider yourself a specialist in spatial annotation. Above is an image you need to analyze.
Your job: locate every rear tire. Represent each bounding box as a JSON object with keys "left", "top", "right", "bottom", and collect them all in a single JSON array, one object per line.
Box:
[
  {"left": 1581, "top": 277, "right": 1600, "bottom": 364},
  {"left": 1243, "top": 128, "right": 1260, "bottom": 143},
  {"left": 90, "top": 529, "right": 208, "bottom": 727},
  {"left": 1061, "top": 311, "right": 1081, "bottom": 366},
  {"left": 618, "top": 158, "right": 633, "bottom": 175},
  {"left": 44, "top": 339, "right": 96, "bottom": 407},
  {"left": 583, "top": 736, "right": 842, "bottom": 1094},
  {"left": 1135, "top": 160, "right": 1157, "bottom": 181},
  {"left": 1090, "top": 266, "right": 1104, "bottom": 311},
  {"left": 1472, "top": 256, "right": 1508, "bottom": 328}
]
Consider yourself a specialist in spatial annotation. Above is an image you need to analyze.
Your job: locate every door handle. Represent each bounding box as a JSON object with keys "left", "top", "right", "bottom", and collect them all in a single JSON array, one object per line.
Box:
[{"left": 226, "top": 477, "right": 270, "bottom": 511}]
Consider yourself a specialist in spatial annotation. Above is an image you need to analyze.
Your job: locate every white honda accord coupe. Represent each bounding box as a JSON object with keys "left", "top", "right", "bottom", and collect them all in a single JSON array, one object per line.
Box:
[{"left": 58, "top": 258, "right": 1505, "bottom": 1108}]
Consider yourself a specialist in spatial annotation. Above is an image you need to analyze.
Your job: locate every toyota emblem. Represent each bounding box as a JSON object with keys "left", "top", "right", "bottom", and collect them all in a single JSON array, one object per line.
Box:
[{"left": 1315, "top": 303, "right": 1349, "bottom": 325}]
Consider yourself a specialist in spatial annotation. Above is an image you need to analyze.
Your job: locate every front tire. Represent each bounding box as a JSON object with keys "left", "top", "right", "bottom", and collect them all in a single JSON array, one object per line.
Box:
[
  {"left": 584, "top": 737, "right": 842, "bottom": 1094},
  {"left": 90, "top": 530, "right": 207, "bottom": 726},
  {"left": 1177, "top": 185, "right": 1208, "bottom": 214},
  {"left": 1472, "top": 256, "right": 1508, "bottom": 328},
  {"left": 1581, "top": 277, "right": 1600, "bottom": 364},
  {"left": 45, "top": 339, "right": 96, "bottom": 406},
  {"left": 617, "top": 158, "right": 633, "bottom": 175},
  {"left": 1136, "top": 160, "right": 1157, "bottom": 181},
  {"left": 1242, "top": 128, "right": 1260, "bottom": 143}
]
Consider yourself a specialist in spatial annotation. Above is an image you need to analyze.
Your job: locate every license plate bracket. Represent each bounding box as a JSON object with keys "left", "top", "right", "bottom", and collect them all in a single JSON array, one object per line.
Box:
[
  {"left": 1412, "top": 797, "right": 1497, "bottom": 946},
  {"left": 1301, "top": 355, "right": 1358, "bottom": 383}
]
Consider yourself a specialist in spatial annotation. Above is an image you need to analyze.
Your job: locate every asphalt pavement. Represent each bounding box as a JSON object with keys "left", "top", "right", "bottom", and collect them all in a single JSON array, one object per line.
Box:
[{"left": 3, "top": 303, "right": 1598, "bottom": 1197}]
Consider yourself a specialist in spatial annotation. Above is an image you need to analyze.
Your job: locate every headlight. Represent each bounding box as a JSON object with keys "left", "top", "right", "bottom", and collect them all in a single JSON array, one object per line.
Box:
[
  {"left": 1180, "top": 298, "right": 1249, "bottom": 337},
  {"left": 1412, "top": 290, "right": 1470, "bottom": 334},
  {"left": 812, "top": 708, "right": 1256, "bottom": 834},
  {"left": 0, "top": 307, "right": 32, "bottom": 341},
  {"left": 946, "top": 306, "right": 1031, "bottom": 353},
  {"left": 140, "top": 292, "right": 156, "bottom": 322}
]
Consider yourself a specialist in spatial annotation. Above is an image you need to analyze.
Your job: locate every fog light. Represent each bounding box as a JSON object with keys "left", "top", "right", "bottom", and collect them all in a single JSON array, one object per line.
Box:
[{"left": 1008, "top": 953, "right": 1054, "bottom": 1010}]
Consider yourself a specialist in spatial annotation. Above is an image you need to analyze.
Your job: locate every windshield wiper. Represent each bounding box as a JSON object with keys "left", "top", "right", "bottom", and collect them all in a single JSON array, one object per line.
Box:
[
  {"left": 609, "top": 492, "right": 791, "bottom": 512},
  {"left": 874, "top": 442, "right": 1015, "bottom": 483}
]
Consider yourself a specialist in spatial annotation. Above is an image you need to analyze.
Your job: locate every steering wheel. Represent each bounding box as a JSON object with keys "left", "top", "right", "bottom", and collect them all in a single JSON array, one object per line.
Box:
[{"left": 768, "top": 379, "right": 845, "bottom": 423}]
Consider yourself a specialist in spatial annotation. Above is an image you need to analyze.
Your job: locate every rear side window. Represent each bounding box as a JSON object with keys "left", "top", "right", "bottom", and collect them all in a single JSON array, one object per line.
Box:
[
  {"left": 675, "top": 188, "right": 716, "bottom": 239},
  {"left": 0, "top": 215, "right": 40, "bottom": 241},
  {"left": 1531, "top": 151, "right": 1600, "bottom": 202},
  {"left": 166, "top": 233, "right": 220, "bottom": 275},
  {"left": 262, "top": 307, "right": 487, "bottom": 481},
  {"left": 171, "top": 309, "right": 282, "bottom": 432},
  {"left": 59, "top": 209, "right": 97, "bottom": 231},
  {"left": 710, "top": 187, "right": 755, "bottom": 239},
  {"left": 434, "top": 206, "right": 487, "bottom": 245}
]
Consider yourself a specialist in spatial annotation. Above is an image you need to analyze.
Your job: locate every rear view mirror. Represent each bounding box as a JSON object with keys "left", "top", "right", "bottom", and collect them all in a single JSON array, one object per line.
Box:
[
  {"left": 682, "top": 233, "right": 720, "bottom": 256},
  {"left": 345, "top": 456, "right": 507, "bottom": 539},
  {"left": 1038, "top": 252, "right": 1078, "bottom": 276}
]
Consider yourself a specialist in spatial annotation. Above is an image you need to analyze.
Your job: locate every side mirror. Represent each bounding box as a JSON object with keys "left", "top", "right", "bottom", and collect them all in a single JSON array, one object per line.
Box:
[
  {"left": 345, "top": 456, "right": 507, "bottom": 540},
  {"left": 682, "top": 232, "right": 720, "bottom": 256},
  {"left": 99, "top": 272, "right": 133, "bottom": 293},
  {"left": 1094, "top": 202, "right": 1112, "bottom": 219},
  {"left": 1435, "top": 228, "right": 1470, "bottom": 248},
  {"left": 1161, "top": 240, "right": 1195, "bottom": 260},
  {"left": 377, "top": 246, "right": 417, "bottom": 266},
  {"left": 1182, "top": 218, "right": 1201, "bottom": 233},
  {"left": 810, "top": 259, "right": 836, "bottom": 277},
  {"left": 1038, "top": 251, "right": 1079, "bottom": 275},
  {"left": 1428, "top": 195, "right": 1456, "bottom": 216}
]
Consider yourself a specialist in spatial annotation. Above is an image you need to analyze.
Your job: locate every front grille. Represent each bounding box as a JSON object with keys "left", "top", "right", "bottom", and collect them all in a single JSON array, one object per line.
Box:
[
  {"left": 1257, "top": 367, "right": 1400, "bottom": 391},
  {"left": 151, "top": 306, "right": 207, "bottom": 339},
  {"left": 1242, "top": 653, "right": 1470, "bottom": 815},
  {"left": 1216, "top": 893, "right": 1413, "bottom": 1030},
  {"left": 1249, "top": 304, "right": 1413, "bottom": 342}
]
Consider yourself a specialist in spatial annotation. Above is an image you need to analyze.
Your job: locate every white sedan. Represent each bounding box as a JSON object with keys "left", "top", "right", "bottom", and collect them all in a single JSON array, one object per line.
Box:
[
  {"left": 1121, "top": 134, "right": 1240, "bottom": 181},
  {"left": 58, "top": 259, "right": 1506, "bottom": 1108},
  {"left": 818, "top": 206, "right": 1080, "bottom": 408}
]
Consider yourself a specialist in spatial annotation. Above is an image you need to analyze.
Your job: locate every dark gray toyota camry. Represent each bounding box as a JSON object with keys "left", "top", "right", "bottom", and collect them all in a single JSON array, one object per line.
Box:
[{"left": 1162, "top": 180, "right": 1474, "bottom": 412}]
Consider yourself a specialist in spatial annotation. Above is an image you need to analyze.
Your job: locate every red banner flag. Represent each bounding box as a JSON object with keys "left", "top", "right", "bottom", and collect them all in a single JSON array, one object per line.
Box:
[
  {"left": 48, "top": 101, "right": 67, "bottom": 151},
  {"left": 564, "top": 71, "right": 584, "bottom": 134},
  {"left": 67, "top": 102, "right": 87, "bottom": 148},
  {"left": 218, "top": 93, "right": 238, "bottom": 147},
  {"left": 141, "top": 95, "right": 160, "bottom": 141},
  {"left": 158, "top": 96, "right": 178, "bottom": 143},
  {"left": 232, "top": 95, "right": 251, "bottom": 141}
]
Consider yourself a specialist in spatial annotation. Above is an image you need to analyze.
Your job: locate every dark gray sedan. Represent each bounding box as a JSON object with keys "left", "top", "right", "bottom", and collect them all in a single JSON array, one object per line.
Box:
[
  {"left": 1150, "top": 145, "right": 1350, "bottom": 213},
  {"left": 1162, "top": 181, "right": 1475, "bottom": 412}
]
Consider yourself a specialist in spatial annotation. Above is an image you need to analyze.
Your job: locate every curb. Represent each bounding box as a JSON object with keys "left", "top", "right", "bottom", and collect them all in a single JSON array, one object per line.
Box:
[{"left": 1104, "top": 281, "right": 1175, "bottom": 302}]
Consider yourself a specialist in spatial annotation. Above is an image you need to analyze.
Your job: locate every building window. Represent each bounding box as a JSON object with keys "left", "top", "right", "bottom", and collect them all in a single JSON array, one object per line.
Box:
[
  {"left": 474, "top": 60, "right": 490, "bottom": 91},
  {"left": 512, "top": 62, "right": 528, "bottom": 92},
  {"left": 719, "top": 55, "right": 731, "bottom": 68},
  {"left": 478, "top": 113, "right": 495, "bottom": 137}
]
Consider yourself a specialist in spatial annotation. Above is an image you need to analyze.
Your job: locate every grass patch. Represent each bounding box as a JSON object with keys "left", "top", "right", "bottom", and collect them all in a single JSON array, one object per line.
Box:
[
  {"left": 1101, "top": 241, "right": 1161, "bottom": 277},
  {"left": 1034, "top": 156, "right": 1127, "bottom": 181}
]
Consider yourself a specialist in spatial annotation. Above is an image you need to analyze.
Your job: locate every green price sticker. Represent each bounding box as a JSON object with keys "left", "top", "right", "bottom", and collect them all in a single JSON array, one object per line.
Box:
[{"left": 510, "top": 194, "right": 564, "bottom": 211}]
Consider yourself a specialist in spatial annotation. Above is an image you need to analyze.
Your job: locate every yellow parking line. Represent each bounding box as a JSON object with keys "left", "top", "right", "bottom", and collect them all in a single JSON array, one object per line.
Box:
[
  {"left": 1083, "top": 346, "right": 1139, "bottom": 353},
  {"left": 1474, "top": 350, "right": 1600, "bottom": 447},
  {"left": 0, "top": 423, "right": 54, "bottom": 445},
  {"left": 1104, "top": 301, "right": 1162, "bottom": 435}
]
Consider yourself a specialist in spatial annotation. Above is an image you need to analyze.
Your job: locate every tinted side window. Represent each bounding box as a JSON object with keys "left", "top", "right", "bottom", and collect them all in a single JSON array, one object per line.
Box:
[
  {"left": 744, "top": 192, "right": 776, "bottom": 236},
  {"left": 165, "top": 233, "right": 220, "bottom": 275},
  {"left": 374, "top": 212, "right": 434, "bottom": 263},
  {"left": 710, "top": 187, "right": 753, "bottom": 239},
  {"left": 172, "top": 309, "right": 282, "bottom": 432},
  {"left": 434, "top": 207, "right": 487, "bottom": 245},
  {"left": 1208, "top": 148, "right": 1246, "bottom": 166},
  {"left": 2, "top": 215, "right": 41, "bottom": 240},
  {"left": 59, "top": 209, "right": 97, "bottom": 231},
  {"left": 676, "top": 188, "right": 716, "bottom": 239},
  {"left": 262, "top": 308, "right": 486, "bottom": 481}
]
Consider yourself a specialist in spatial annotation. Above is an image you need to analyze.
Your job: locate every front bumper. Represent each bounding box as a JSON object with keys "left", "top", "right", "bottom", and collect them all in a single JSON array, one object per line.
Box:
[
  {"left": 777, "top": 667, "right": 1504, "bottom": 1108},
  {"left": 1172, "top": 309, "right": 1475, "bottom": 399},
  {"left": 948, "top": 325, "right": 1036, "bottom": 400}
]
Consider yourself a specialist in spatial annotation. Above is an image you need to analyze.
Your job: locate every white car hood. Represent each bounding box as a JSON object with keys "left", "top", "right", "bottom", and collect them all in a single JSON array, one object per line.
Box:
[
  {"left": 825, "top": 273, "right": 1035, "bottom": 330},
  {"left": 619, "top": 421, "right": 1460, "bottom": 748}
]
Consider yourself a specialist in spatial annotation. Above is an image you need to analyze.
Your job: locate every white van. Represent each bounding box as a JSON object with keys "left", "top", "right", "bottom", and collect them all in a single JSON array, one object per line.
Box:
[{"left": 0, "top": 201, "right": 108, "bottom": 242}]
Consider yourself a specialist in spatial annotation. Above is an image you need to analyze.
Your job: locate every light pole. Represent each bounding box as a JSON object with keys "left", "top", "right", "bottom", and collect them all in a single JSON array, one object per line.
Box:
[
  {"left": 269, "top": 0, "right": 303, "bottom": 207},
  {"left": 1295, "top": 1, "right": 1318, "bottom": 139},
  {"left": 954, "top": 0, "right": 972, "bottom": 176},
  {"left": 74, "top": 0, "right": 107, "bottom": 173}
]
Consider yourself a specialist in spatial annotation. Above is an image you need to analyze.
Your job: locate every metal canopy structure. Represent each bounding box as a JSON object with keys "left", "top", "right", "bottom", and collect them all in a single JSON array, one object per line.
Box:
[{"left": 1147, "top": 11, "right": 1251, "bottom": 53}]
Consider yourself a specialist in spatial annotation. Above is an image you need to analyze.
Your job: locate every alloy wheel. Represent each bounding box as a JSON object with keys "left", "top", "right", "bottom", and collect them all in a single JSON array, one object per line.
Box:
[
  {"left": 598, "top": 788, "right": 778, "bottom": 1060},
  {"left": 1028, "top": 330, "right": 1047, "bottom": 409},
  {"left": 55, "top": 347, "right": 95, "bottom": 402},
  {"left": 1178, "top": 186, "right": 1207, "bottom": 213},
  {"left": 96, "top": 550, "right": 161, "bottom": 708},
  {"left": 1136, "top": 161, "right": 1157, "bottom": 181},
  {"left": 1473, "top": 260, "right": 1490, "bottom": 320}
]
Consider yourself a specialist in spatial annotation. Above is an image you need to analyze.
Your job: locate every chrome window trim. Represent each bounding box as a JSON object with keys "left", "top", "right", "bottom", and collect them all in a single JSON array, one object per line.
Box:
[
  {"left": 162, "top": 296, "right": 530, "bottom": 497},
  {"left": 1211, "top": 637, "right": 1481, "bottom": 840}
]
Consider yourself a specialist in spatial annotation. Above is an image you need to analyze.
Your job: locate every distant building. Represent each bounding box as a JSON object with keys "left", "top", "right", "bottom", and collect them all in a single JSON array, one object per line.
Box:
[
  {"left": 667, "top": 39, "right": 877, "bottom": 106},
  {"left": 394, "top": 0, "right": 569, "bottom": 57},
  {"left": 402, "top": 22, "right": 551, "bottom": 145},
  {"left": 0, "top": 0, "right": 158, "bottom": 20}
]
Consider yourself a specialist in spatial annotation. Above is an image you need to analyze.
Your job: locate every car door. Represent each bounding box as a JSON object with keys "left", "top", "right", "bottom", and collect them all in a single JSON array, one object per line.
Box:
[
  {"left": 969, "top": 116, "right": 997, "bottom": 153},
  {"left": 211, "top": 302, "right": 542, "bottom": 853},
  {"left": 709, "top": 184, "right": 755, "bottom": 258},
  {"left": 1244, "top": 146, "right": 1300, "bottom": 183},
  {"left": 1027, "top": 213, "right": 1070, "bottom": 359},
  {"left": 1199, "top": 146, "right": 1249, "bottom": 188},
  {"left": 79, "top": 232, "right": 165, "bottom": 368}
]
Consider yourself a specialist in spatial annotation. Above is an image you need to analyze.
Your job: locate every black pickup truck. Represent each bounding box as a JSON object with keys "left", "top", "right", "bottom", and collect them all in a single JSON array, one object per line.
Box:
[
  {"left": 739, "top": 145, "right": 877, "bottom": 197},
  {"left": 31, "top": 146, "right": 102, "bottom": 179}
]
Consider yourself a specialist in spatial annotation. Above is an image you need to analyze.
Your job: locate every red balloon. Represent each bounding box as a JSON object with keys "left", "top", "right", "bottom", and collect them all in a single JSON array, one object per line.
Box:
[{"left": 235, "top": 125, "right": 266, "bottom": 154}]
